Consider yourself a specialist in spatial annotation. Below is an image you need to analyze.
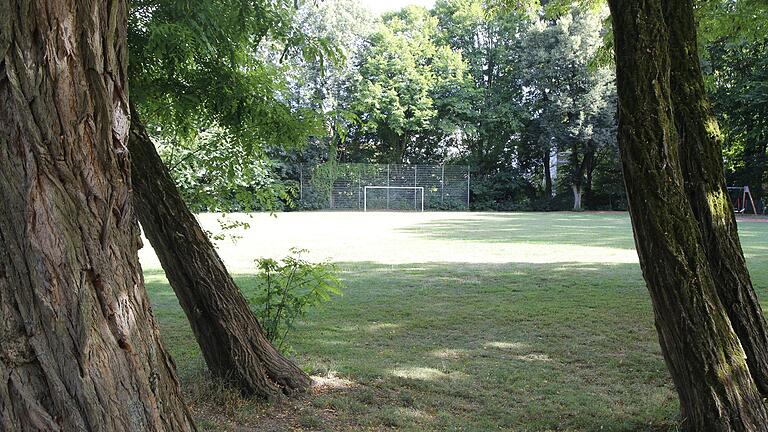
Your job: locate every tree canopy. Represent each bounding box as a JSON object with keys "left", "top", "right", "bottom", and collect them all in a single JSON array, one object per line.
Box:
[{"left": 132, "top": 0, "right": 766, "bottom": 214}]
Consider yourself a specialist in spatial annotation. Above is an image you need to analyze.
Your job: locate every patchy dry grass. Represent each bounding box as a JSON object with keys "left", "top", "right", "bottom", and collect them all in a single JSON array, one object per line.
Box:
[{"left": 141, "top": 212, "right": 768, "bottom": 431}]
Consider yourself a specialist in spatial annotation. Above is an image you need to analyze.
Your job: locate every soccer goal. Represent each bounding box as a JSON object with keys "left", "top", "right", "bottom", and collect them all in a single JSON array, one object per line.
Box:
[
  {"left": 364, "top": 186, "right": 424, "bottom": 212},
  {"left": 298, "top": 163, "right": 470, "bottom": 211}
]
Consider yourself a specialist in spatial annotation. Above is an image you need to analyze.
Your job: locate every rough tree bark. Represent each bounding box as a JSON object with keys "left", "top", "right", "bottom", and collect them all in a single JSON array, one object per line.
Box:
[
  {"left": 608, "top": 0, "right": 768, "bottom": 430},
  {"left": 0, "top": 1, "right": 196, "bottom": 430},
  {"left": 663, "top": 0, "right": 768, "bottom": 396},
  {"left": 128, "top": 106, "right": 311, "bottom": 399}
]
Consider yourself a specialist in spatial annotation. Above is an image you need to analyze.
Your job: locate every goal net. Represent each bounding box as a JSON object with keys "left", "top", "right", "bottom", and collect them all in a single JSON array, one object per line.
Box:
[
  {"left": 364, "top": 186, "right": 424, "bottom": 212},
  {"left": 297, "top": 163, "right": 470, "bottom": 211}
]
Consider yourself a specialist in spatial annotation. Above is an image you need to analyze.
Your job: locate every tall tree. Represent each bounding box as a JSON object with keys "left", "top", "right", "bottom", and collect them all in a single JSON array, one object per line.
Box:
[
  {"left": 0, "top": 0, "right": 195, "bottom": 429},
  {"left": 433, "top": 0, "right": 528, "bottom": 185},
  {"left": 280, "top": 0, "right": 375, "bottom": 170},
  {"left": 516, "top": 6, "right": 617, "bottom": 210},
  {"left": 665, "top": 0, "right": 768, "bottom": 396},
  {"left": 349, "top": 6, "right": 473, "bottom": 163},
  {"left": 609, "top": 0, "right": 768, "bottom": 429},
  {"left": 127, "top": 0, "right": 319, "bottom": 397}
]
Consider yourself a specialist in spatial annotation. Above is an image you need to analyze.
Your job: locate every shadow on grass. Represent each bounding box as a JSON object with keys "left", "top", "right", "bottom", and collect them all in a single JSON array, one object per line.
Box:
[{"left": 145, "top": 259, "right": 683, "bottom": 431}]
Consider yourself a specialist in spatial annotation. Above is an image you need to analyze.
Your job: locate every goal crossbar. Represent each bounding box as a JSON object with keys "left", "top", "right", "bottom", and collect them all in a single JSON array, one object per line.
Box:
[{"left": 364, "top": 186, "right": 424, "bottom": 212}]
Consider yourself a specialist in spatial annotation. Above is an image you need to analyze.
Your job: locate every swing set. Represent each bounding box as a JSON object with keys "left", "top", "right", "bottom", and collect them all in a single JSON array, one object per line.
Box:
[{"left": 727, "top": 186, "right": 758, "bottom": 215}]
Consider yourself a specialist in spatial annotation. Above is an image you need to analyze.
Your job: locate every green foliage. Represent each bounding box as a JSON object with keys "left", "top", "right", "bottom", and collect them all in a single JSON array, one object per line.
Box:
[
  {"left": 130, "top": 0, "right": 324, "bottom": 143},
  {"left": 512, "top": 4, "right": 618, "bottom": 209},
  {"left": 128, "top": 0, "right": 330, "bottom": 211},
  {"left": 264, "top": 0, "right": 625, "bottom": 211},
  {"left": 708, "top": 39, "right": 768, "bottom": 196},
  {"left": 697, "top": 0, "right": 768, "bottom": 48},
  {"left": 701, "top": 1, "right": 768, "bottom": 200},
  {"left": 130, "top": 0, "right": 768, "bottom": 213},
  {"left": 470, "top": 170, "right": 537, "bottom": 211},
  {"left": 432, "top": 0, "right": 529, "bottom": 173},
  {"left": 157, "top": 128, "right": 295, "bottom": 212},
  {"left": 248, "top": 248, "right": 343, "bottom": 350},
  {"left": 345, "top": 5, "right": 474, "bottom": 163},
  {"left": 698, "top": 0, "right": 767, "bottom": 179},
  {"left": 279, "top": 0, "right": 375, "bottom": 172}
]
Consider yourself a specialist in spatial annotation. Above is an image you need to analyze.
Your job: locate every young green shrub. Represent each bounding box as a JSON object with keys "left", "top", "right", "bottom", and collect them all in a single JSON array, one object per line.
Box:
[{"left": 249, "top": 248, "right": 343, "bottom": 351}]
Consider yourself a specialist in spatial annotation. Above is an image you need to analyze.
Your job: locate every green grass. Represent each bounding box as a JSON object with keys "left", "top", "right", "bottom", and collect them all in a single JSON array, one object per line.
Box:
[{"left": 141, "top": 212, "right": 768, "bottom": 431}]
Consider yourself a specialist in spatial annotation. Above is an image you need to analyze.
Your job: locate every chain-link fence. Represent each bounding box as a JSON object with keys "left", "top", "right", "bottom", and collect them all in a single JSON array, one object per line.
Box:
[{"left": 299, "top": 163, "right": 470, "bottom": 211}]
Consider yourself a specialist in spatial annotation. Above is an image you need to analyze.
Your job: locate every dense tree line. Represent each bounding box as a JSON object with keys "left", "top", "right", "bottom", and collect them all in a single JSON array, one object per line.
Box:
[
  {"left": 287, "top": 0, "right": 624, "bottom": 212},
  {"left": 161, "top": 0, "right": 623, "bottom": 212},
  {"left": 161, "top": 0, "right": 766, "bottom": 214}
]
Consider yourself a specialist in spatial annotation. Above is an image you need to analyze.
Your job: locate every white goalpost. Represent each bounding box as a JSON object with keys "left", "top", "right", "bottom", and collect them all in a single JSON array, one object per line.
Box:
[
  {"left": 364, "top": 186, "right": 424, "bottom": 212},
  {"left": 298, "top": 163, "right": 470, "bottom": 211}
]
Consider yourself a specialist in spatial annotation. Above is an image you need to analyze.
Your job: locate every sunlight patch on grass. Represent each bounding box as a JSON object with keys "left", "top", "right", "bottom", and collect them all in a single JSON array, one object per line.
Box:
[
  {"left": 554, "top": 265, "right": 601, "bottom": 271},
  {"left": 143, "top": 272, "right": 168, "bottom": 284},
  {"left": 484, "top": 341, "right": 528, "bottom": 350},
  {"left": 139, "top": 212, "right": 641, "bottom": 270},
  {"left": 430, "top": 348, "right": 468, "bottom": 359},
  {"left": 397, "top": 407, "right": 434, "bottom": 420},
  {"left": 311, "top": 372, "right": 356, "bottom": 390},
  {"left": 366, "top": 322, "right": 401, "bottom": 332},
  {"left": 340, "top": 322, "right": 401, "bottom": 333},
  {"left": 391, "top": 367, "right": 469, "bottom": 382},
  {"left": 512, "top": 353, "right": 553, "bottom": 362}
]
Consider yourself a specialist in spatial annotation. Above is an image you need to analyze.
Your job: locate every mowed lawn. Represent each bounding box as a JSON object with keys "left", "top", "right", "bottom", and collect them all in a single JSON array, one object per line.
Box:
[{"left": 140, "top": 212, "right": 768, "bottom": 431}]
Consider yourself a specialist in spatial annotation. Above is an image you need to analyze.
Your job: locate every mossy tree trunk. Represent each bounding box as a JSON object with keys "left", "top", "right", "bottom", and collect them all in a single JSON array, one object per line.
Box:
[
  {"left": 0, "top": 1, "right": 196, "bottom": 430},
  {"left": 663, "top": 0, "right": 768, "bottom": 396},
  {"left": 128, "top": 106, "right": 311, "bottom": 400},
  {"left": 608, "top": 0, "right": 768, "bottom": 430}
]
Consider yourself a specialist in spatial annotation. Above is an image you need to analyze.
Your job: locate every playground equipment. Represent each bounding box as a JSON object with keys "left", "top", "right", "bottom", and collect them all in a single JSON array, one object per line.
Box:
[{"left": 727, "top": 186, "right": 758, "bottom": 215}]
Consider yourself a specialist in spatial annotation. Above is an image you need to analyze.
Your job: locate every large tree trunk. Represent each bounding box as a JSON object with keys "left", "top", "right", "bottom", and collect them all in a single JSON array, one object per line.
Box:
[
  {"left": 608, "top": 1, "right": 768, "bottom": 430},
  {"left": 128, "top": 107, "right": 311, "bottom": 400},
  {"left": 0, "top": 2, "right": 196, "bottom": 430},
  {"left": 664, "top": 0, "right": 768, "bottom": 396},
  {"left": 571, "top": 184, "right": 583, "bottom": 211}
]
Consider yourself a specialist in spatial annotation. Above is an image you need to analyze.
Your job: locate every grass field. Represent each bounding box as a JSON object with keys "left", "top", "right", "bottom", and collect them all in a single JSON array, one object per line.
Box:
[{"left": 140, "top": 212, "right": 768, "bottom": 431}]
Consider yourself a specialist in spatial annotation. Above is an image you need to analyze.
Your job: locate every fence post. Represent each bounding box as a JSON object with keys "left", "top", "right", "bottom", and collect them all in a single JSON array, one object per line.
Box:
[
  {"left": 387, "top": 164, "right": 390, "bottom": 210},
  {"left": 467, "top": 165, "right": 471, "bottom": 210},
  {"left": 441, "top": 165, "right": 445, "bottom": 207},
  {"left": 358, "top": 168, "right": 362, "bottom": 210},
  {"left": 329, "top": 165, "right": 333, "bottom": 209},
  {"left": 414, "top": 165, "right": 418, "bottom": 211}
]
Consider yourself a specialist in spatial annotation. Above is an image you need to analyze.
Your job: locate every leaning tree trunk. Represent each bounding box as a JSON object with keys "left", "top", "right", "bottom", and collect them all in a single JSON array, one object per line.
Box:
[
  {"left": 128, "top": 106, "right": 311, "bottom": 399},
  {"left": 608, "top": 0, "right": 768, "bottom": 430},
  {"left": 0, "top": 1, "right": 196, "bottom": 430},
  {"left": 663, "top": 0, "right": 768, "bottom": 396}
]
